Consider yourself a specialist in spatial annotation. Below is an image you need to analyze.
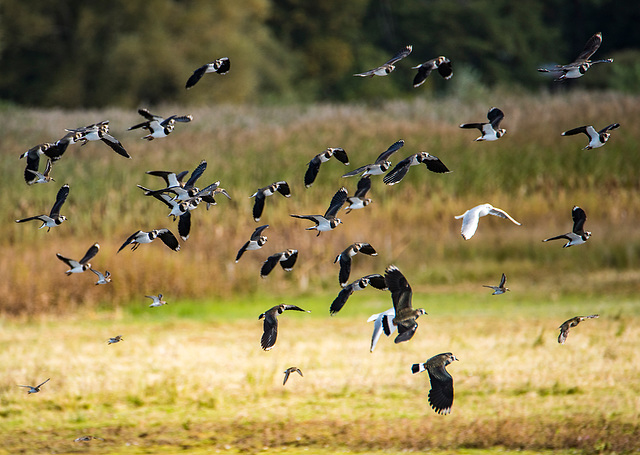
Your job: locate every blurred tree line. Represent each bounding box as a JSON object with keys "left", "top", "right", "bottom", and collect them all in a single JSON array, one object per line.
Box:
[{"left": 0, "top": 0, "right": 638, "bottom": 108}]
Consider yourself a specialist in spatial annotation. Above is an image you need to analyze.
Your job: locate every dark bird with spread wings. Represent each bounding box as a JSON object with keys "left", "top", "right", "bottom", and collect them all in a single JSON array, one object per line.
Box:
[
  {"left": 305, "top": 147, "right": 349, "bottom": 188},
  {"left": 412, "top": 56, "right": 452, "bottom": 87},
  {"left": 558, "top": 314, "right": 599, "bottom": 344},
  {"left": 354, "top": 45, "right": 412, "bottom": 77},
  {"left": 258, "top": 304, "right": 310, "bottom": 350},
  {"left": 291, "top": 187, "right": 348, "bottom": 235},
  {"left": 186, "top": 57, "right": 230, "bottom": 89},
  {"left": 412, "top": 352, "right": 459, "bottom": 415},
  {"left": 385, "top": 265, "right": 426, "bottom": 343}
]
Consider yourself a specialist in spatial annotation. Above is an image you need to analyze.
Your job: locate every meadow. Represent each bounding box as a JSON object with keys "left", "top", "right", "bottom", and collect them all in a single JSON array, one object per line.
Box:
[{"left": 1, "top": 91, "right": 640, "bottom": 453}]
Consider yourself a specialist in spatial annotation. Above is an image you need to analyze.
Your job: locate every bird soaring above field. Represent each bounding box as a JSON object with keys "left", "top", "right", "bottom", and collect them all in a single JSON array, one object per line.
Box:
[
  {"left": 538, "top": 32, "right": 613, "bottom": 81},
  {"left": 383, "top": 152, "right": 451, "bottom": 185},
  {"left": 283, "top": 367, "right": 303, "bottom": 385},
  {"left": 412, "top": 352, "right": 458, "bottom": 415},
  {"left": 258, "top": 304, "right": 310, "bottom": 350},
  {"left": 354, "top": 45, "right": 412, "bottom": 77},
  {"left": 128, "top": 109, "right": 193, "bottom": 140},
  {"left": 185, "top": 57, "right": 230, "bottom": 89},
  {"left": 107, "top": 335, "right": 123, "bottom": 345},
  {"left": 330, "top": 274, "right": 387, "bottom": 316},
  {"left": 483, "top": 273, "right": 509, "bottom": 295},
  {"left": 344, "top": 176, "right": 373, "bottom": 214},
  {"left": 15, "top": 184, "right": 70, "bottom": 231},
  {"left": 25, "top": 158, "right": 55, "bottom": 185},
  {"left": 117, "top": 229, "right": 180, "bottom": 253},
  {"left": 561, "top": 123, "right": 620, "bottom": 150},
  {"left": 305, "top": 147, "right": 350, "bottom": 188},
  {"left": 460, "top": 107, "right": 506, "bottom": 141},
  {"left": 291, "top": 187, "right": 348, "bottom": 235},
  {"left": 66, "top": 120, "right": 131, "bottom": 158},
  {"left": 334, "top": 242, "right": 378, "bottom": 287},
  {"left": 56, "top": 243, "right": 100, "bottom": 275},
  {"left": 543, "top": 206, "right": 591, "bottom": 248},
  {"left": 90, "top": 269, "right": 111, "bottom": 285},
  {"left": 454, "top": 203, "right": 521, "bottom": 240},
  {"left": 367, "top": 308, "right": 397, "bottom": 352},
  {"left": 236, "top": 225, "right": 269, "bottom": 262},
  {"left": 20, "top": 133, "right": 80, "bottom": 184},
  {"left": 385, "top": 265, "right": 426, "bottom": 343},
  {"left": 558, "top": 314, "right": 599, "bottom": 344},
  {"left": 260, "top": 249, "right": 298, "bottom": 278},
  {"left": 342, "top": 140, "right": 405, "bottom": 178},
  {"left": 18, "top": 378, "right": 50, "bottom": 394},
  {"left": 412, "top": 56, "right": 453, "bottom": 87},
  {"left": 250, "top": 181, "right": 291, "bottom": 222},
  {"left": 146, "top": 294, "right": 168, "bottom": 307}
]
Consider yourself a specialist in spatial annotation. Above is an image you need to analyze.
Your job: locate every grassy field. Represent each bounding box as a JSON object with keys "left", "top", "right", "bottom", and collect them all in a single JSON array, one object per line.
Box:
[{"left": 1, "top": 92, "right": 640, "bottom": 453}]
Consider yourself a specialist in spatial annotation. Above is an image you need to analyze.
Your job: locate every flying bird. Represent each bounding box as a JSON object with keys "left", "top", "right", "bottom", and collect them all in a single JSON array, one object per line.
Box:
[
  {"left": 383, "top": 152, "right": 451, "bottom": 185},
  {"left": 66, "top": 120, "right": 131, "bottom": 158},
  {"left": 329, "top": 274, "right": 387, "bottom": 316},
  {"left": 483, "top": 273, "right": 509, "bottom": 295},
  {"left": 543, "top": 206, "right": 591, "bottom": 247},
  {"left": 236, "top": 225, "right": 269, "bottom": 262},
  {"left": 25, "top": 158, "right": 55, "bottom": 185},
  {"left": 558, "top": 314, "right": 599, "bottom": 344},
  {"left": 412, "top": 352, "right": 459, "bottom": 415},
  {"left": 283, "top": 367, "right": 303, "bottom": 386},
  {"left": 56, "top": 243, "right": 100, "bottom": 275},
  {"left": 367, "top": 308, "right": 397, "bottom": 352},
  {"left": 334, "top": 242, "right": 378, "bottom": 287},
  {"left": 18, "top": 378, "right": 50, "bottom": 394},
  {"left": 342, "top": 140, "right": 404, "bottom": 177},
  {"left": 146, "top": 294, "right": 168, "bottom": 307},
  {"left": 117, "top": 229, "right": 180, "bottom": 252},
  {"left": 185, "top": 57, "right": 230, "bottom": 89},
  {"left": 250, "top": 181, "right": 291, "bottom": 222},
  {"left": 460, "top": 107, "right": 506, "bottom": 141},
  {"left": 128, "top": 109, "right": 193, "bottom": 140},
  {"left": 305, "top": 147, "right": 350, "bottom": 188},
  {"left": 561, "top": 123, "right": 620, "bottom": 150},
  {"left": 107, "top": 335, "right": 123, "bottom": 345},
  {"left": 291, "top": 187, "right": 348, "bottom": 235},
  {"left": 412, "top": 56, "right": 452, "bottom": 87},
  {"left": 354, "top": 45, "right": 412, "bottom": 77},
  {"left": 385, "top": 265, "right": 426, "bottom": 343},
  {"left": 15, "top": 183, "right": 70, "bottom": 231},
  {"left": 454, "top": 203, "right": 521, "bottom": 240},
  {"left": 258, "top": 304, "right": 310, "bottom": 350},
  {"left": 538, "top": 32, "right": 613, "bottom": 81},
  {"left": 260, "top": 249, "right": 298, "bottom": 278},
  {"left": 90, "top": 269, "right": 111, "bottom": 285},
  {"left": 344, "top": 176, "right": 373, "bottom": 214}
]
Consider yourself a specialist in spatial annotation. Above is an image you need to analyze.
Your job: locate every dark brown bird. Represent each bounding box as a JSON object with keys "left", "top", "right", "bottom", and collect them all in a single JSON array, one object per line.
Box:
[
  {"left": 329, "top": 274, "right": 387, "bottom": 316},
  {"left": 258, "top": 304, "right": 310, "bottom": 351},
  {"left": 334, "top": 242, "right": 378, "bottom": 287},
  {"left": 558, "top": 314, "right": 599, "bottom": 344},
  {"left": 412, "top": 56, "right": 452, "bottom": 87},
  {"left": 412, "top": 352, "right": 458, "bottom": 415},
  {"left": 283, "top": 367, "right": 303, "bottom": 385},
  {"left": 385, "top": 265, "right": 426, "bottom": 343}
]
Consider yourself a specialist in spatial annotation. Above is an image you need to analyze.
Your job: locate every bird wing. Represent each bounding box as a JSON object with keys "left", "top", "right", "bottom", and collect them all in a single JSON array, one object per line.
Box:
[
  {"left": 251, "top": 224, "right": 270, "bottom": 241},
  {"left": 459, "top": 122, "right": 485, "bottom": 131},
  {"left": 357, "top": 243, "right": 377, "bottom": 256},
  {"left": 456, "top": 208, "right": 480, "bottom": 240},
  {"left": 185, "top": 64, "right": 208, "bottom": 89},
  {"left": 571, "top": 206, "right": 588, "bottom": 235},
  {"left": 36, "top": 378, "right": 50, "bottom": 389},
  {"left": 185, "top": 160, "right": 207, "bottom": 189},
  {"left": 100, "top": 134, "right": 131, "bottom": 158},
  {"left": 79, "top": 243, "right": 100, "bottom": 265},
  {"left": 487, "top": 107, "right": 504, "bottom": 128},
  {"left": 436, "top": 58, "right": 453, "bottom": 79},
  {"left": 412, "top": 61, "right": 437, "bottom": 88},
  {"left": 364, "top": 274, "right": 387, "bottom": 290},
  {"left": 543, "top": 233, "right": 571, "bottom": 243},
  {"left": 488, "top": 207, "right": 521, "bottom": 225},
  {"left": 117, "top": 231, "right": 141, "bottom": 253},
  {"left": 422, "top": 154, "right": 451, "bottom": 173},
  {"left": 499, "top": 273, "right": 507, "bottom": 288},
  {"left": 260, "top": 253, "right": 282, "bottom": 277},
  {"left": 275, "top": 181, "right": 291, "bottom": 197},
  {"left": 157, "top": 229, "right": 180, "bottom": 251},
  {"left": 368, "top": 308, "right": 396, "bottom": 352},
  {"left": 384, "top": 45, "right": 412, "bottom": 66},
  {"left": 235, "top": 241, "right": 250, "bottom": 262},
  {"left": 338, "top": 254, "right": 351, "bottom": 287},
  {"left": 426, "top": 362, "right": 454, "bottom": 415},
  {"left": 383, "top": 156, "right": 413, "bottom": 185},
  {"left": 385, "top": 265, "right": 413, "bottom": 315},
  {"left": 574, "top": 32, "right": 602, "bottom": 62},
  {"left": 375, "top": 139, "right": 405, "bottom": 163},
  {"left": 252, "top": 192, "right": 266, "bottom": 222},
  {"left": 342, "top": 164, "right": 371, "bottom": 177},
  {"left": 331, "top": 148, "right": 349, "bottom": 165},
  {"left": 260, "top": 311, "right": 278, "bottom": 350},
  {"left": 561, "top": 125, "right": 591, "bottom": 139},
  {"left": 49, "top": 184, "right": 70, "bottom": 218},
  {"left": 330, "top": 285, "right": 355, "bottom": 315},
  {"left": 56, "top": 253, "right": 78, "bottom": 268},
  {"left": 599, "top": 123, "right": 620, "bottom": 134},
  {"left": 353, "top": 176, "right": 372, "bottom": 197},
  {"left": 279, "top": 250, "right": 298, "bottom": 271},
  {"left": 282, "top": 304, "right": 309, "bottom": 313},
  {"left": 177, "top": 211, "right": 191, "bottom": 241},
  {"left": 324, "top": 187, "right": 348, "bottom": 218},
  {"left": 305, "top": 156, "right": 322, "bottom": 188},
  {"left": 394, "top": 320, "right": 418, "bottom": 343}
]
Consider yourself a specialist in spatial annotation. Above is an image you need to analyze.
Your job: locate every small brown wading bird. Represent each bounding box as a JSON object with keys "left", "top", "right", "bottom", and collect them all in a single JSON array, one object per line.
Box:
[
  {"left": 385, "top": 265, "right": 426, "bottom": 343},
  {"left": 283, "top": 367, "right": 303, "bottom": 385},
  {"left": 354, "top": 45, "right": 412, "bottom": 77},
  {"left": 259, "top": 304, "right": 310, "bottom": 351},
  {"left": 537, "top": 32, "right": 613, "bottom": 81},
  {"left": 412, "top": 353, "right": 458, "bottom": 415},
  {"left": 483, "top": 273, "right": 509, "bottom": 295},
  {"left": 558, "top": 314, "right": 599, "bottom": 344},
  {"left": 18, "top": 378, "right": 50, "bottom": 394}
]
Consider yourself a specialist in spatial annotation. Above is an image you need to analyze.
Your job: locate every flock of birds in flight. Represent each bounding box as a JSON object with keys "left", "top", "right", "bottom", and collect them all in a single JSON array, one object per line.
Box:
[{"left": 15, "top": 32, "right": 614, "bottom": 418}]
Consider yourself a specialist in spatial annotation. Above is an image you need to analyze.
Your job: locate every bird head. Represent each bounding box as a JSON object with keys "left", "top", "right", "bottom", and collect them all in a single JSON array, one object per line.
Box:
[{"left": 496, "top": 129, "right": 506, "bottom": 138}]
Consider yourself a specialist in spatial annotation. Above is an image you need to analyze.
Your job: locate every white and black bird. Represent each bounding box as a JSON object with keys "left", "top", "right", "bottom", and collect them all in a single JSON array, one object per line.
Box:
[
  {"left": 18, "top": 378, "right": 50, "bottom": 394},
  {"left": 56, "top": 243, "right": 100, "bottom": 275},
  {"left": 558, "top": 314, "right": 599, "bottom": 344},
  {"left": 258, "top": 304, "right": 310, "bottom": 351},
  {"left": 185, "top": 57, "right": 230, "bottom": 89},
  {"left": 66, "top": 120, "right": 131, "bottom": 158},
  {"left": 291, "top": 187, "right": 348, "bottom": 235},
  {"left": 90, "top": 269, "right": 111, "bottom": 285},
  {"left": 107, "top": 335, "right": 123, "bottom": 345},
  {"left": 117, "top": 229, "right": 180, "bottom": 253},
  {"left": 367, "top": 308, "right": 397, "bottom": 352},
  {"left": 305, "top": 147, "right": 350, "bottom": 188},
  {"left": 334, "top": 242, "right": 378, "bottom": 287},
  {"left": 483, "top": 273, "right": 509, "bottom": 295},
  {"left": 412, "top": 56, "right": 452, "bottom": 87},
  {"left": 283, "top": 367, "right": 303, "bottom": 386},
  {"left": 329, "top": 274, "right": 387, "bottom": 316},
  {"left": 25, "top": 158, "right": 55, "bottom": 185},
  {"left": 383, "top": 152, "right": 451, "bottom": 185},
  {"left": 250, "top": 181, "right": 291, "bottom": 222},
  {"left": 385, "top": 265, "right": 426, "bottom": 343},
  {"left": 354, "top": 45, "right": 412, "bottom": 77},
  {"left": 561, "top": 123, "right": 620, "bottom": 150},
  {"left": 412, "top": 352, "right": 459, "bottom": 415},
  {"left": 538, "top": 32, "right": 613, "bottom": 81},
  {"left": 454, "top": 203, "right": 521, "bottom": 240},
  {"left": 141, "top": 160, "right": 208, "bottom": 202},
  {"left": 260, "top": 249, "right": 298, "bottom": 278},
  {"left": 128, "top": 109, "right": 193, "bottom": 140},
  {"left": 344, "top": 176, "right": 372, "bottom": 214},
  {"left": 15, "top": 183, "right": 70, "bottom": 231},
  {"left": 543, "top": 206, "right": 591, "bottom": 248},
  {"left": 146, "top": 294, "right": 167, "bottom": 307},
  {"left": 459, "top": 107, "right": 506, "bottom": 141},
  {"left": 342, "top": 140, "right": 405, "bottom": 177},
  {"left": 236, "top": 224, "right": 269, "bottom": 262}
]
